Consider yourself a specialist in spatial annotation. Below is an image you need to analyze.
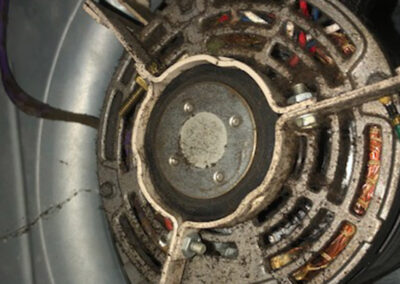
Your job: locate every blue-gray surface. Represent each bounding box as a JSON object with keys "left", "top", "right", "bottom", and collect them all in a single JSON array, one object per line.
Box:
[{"left": 0, "top": 0, "right": 127, "bottom": 283}]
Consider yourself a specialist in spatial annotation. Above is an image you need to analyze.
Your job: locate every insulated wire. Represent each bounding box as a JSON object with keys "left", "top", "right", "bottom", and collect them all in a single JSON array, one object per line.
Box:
[{"left": 0, "top": 0, "right": 99, "bottom": 129}]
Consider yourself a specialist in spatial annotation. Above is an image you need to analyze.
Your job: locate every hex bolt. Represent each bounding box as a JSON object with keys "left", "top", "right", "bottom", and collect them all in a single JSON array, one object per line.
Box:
[
  {"left": 184, "top": 102, "right": 194, "bottom": 113},
  {"left": 295, "top": 114, "right": 318, "bottom": 129},
  {"left": 213, "top": 171, "right": 225, "bottom": 184},
  {"left": 169, "top": 156, "right": 179, "bottom": 166},
  {"left": 288, "top": 83, "right": 318, "bottom": 129},
  {"left": 287, "top": 83, "right": 314, "bottom": 105},
  {"left": 119, "top": 76, "right": 148, "bottom": 117},
  {"left": 182, "top": 233, "right": 207, "bottom": 258},
  {"left": 189, "top": 242, "right": 207, "bottom": 255},
  {"left": 229, "top": 115, "right": 241, "bottom": 127}
]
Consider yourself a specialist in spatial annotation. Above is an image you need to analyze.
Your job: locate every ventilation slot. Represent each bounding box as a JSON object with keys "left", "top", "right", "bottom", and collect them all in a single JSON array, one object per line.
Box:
[
  {"left": 143, "top": 24, "right": 167, "bottom": 50},
  {"left": 282, "top": 21, "right": 344, "bottom": 87},
  {"left": 308, "top": 128, "right": 331, "bottom": 192},
  {"left": 328, "top": 117, "right": 355, "bottom": 204},
  {"left": 228, "top": 55, "right": 292, "bottom": 105},
  {"left": 291, "top": 221, "right": 356, "bottom": 282},
  {"left": 213, "top": 0, "right": 284, "bottom": 8},
  {"left": 158, "top": 33, "right": 185, "bottom": 63},
  {"left": 263, "top": 198, "right": 312, "bottom": 246},
  {"left": 129, "top": 194, "right": 168, "bottom": 252},
  {"left": 104, "top": 92, "right": 123, "bottom": 161},
  {"left": 202, "top": 10, "right": 275, "bottom": 31},
  {"left": 207, "top": 33, "right": 267, "bottom": 54},
  {"left": 119, "top": 215, "right": 162, "bottom": 272},
  {"left": 291, "top": 136, "right": 307, "bottom": 180},
  {"left": 257, "top": 187, "right": 291, "bottom": 225},
  {"left": 269, "top": 209, "right": 334, "bottom": 270},
  {"left": 120, "top": 60, "right": 136, "bottom": 85},
  {"left": 294, "top": 0, "right": 356, "bottom": 58}
]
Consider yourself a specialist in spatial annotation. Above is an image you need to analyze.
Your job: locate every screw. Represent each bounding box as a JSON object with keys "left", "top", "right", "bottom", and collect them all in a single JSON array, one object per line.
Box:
[
  {"left": 100, "top": 182, "right": 114, "bottom": 198},
  {"left": 184, "top": 102, "right": 194, "bottom": 113},
  {"left": 229, "top": 115, "right": 241, "bottom": 127},
  {"left": 213, "top": 171, "right": 225, "bottom": 184},
  {"left": 159, "top": 231, "right": 173, "bottom": 249},
  {"left": 287, "top": 83, "right": 314, "bottom": 105},
  {"left": 119, "top": 76, "right": 148, "bottom": 117},
  {"left": 292, "top": 83, "right": 308, "bottom": 95},
  {"left": 169, "top": 156, "right": 179, "bottom": 166},
  {"left": 189, "top": 242, "right": 207, "bottom": 255},
  {"left": 182, "top": 233, "right": 207, "bottom": 258}
]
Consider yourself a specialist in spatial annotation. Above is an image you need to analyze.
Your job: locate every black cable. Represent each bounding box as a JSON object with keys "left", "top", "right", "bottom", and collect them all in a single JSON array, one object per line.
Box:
[{"left": 0, "top": 0, "right": 99, "bottom": 129}]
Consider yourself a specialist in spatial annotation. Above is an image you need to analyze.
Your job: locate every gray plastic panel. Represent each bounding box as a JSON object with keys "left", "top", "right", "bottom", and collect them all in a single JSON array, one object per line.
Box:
[{"left": 0, "top": 0, "right": 126, "bottom": 283}]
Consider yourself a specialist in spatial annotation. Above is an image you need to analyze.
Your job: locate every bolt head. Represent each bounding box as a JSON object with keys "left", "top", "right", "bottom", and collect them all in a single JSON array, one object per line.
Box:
[
  {"left": 182, "top": 233, "right": 205, "bottom": 258},
  {"left": 213, "top": 171, "right": 225, "bottom": 184},
  {"left": 169, "top": 156, "right": 179, "bottom": 166},
  {"left": 229, "top": 115, "right": 241, "bottom": 127},
  {"left": 100, "top": 182, "right": 114, "bottom": 198},
  {"left": 184, "top": 102, "right": 194, "bottom": 113},
  {"left": 295, "top": 114, "right": 318, "bottom": 129},
  {"left": 189, "top": 242, "right": 207, "bottom": 255}
]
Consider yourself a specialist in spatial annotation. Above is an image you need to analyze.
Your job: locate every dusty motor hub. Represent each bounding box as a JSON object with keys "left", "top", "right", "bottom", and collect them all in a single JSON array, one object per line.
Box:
[
  {"left": 145, "top": 64, "right": 276, "bottom": 221},
  {"left": 92, "top": 0, "right": 400, "bottom": 283}
]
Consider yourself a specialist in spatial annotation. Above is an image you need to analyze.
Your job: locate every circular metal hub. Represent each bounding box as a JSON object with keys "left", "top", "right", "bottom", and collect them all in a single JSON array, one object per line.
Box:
[
  {"left": 150, "top": 80, "right": 256, "bottom": 199},
  {"left": 145, "top": 64, "right": 276, "bottom": 220}
]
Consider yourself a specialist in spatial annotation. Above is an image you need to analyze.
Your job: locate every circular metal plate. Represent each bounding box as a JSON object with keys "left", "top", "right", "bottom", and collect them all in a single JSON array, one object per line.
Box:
[
  {"left": 152, "top": 81, "right": 256, "bottom": 199},
  {"left": 145, "top": 64, "right": 276, "bottom": 221}
]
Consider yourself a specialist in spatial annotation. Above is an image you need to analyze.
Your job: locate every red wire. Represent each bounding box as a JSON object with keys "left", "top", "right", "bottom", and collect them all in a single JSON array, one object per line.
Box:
[
  {"left": 298, "top": 31, "right": 307, "bottom": 48},
  {"left": 218, "top": 14, "right": 230, "bottom": 23},
  {"left": 299, "top": 0, "right": 310, "bottom": 17},
  {"left": 164, "top": 218, "right": 174, "bottom": 231}
]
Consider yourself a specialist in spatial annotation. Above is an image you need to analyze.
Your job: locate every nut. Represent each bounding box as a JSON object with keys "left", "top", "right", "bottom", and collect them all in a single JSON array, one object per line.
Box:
[
  {"left": 287, "top": 92, "right": 313, "bottom": 105},
  {"left": 295, "top": 114, "right": 318, "bottom": 129},
  {"left": 181, "top": 233, "right": 207, "bottom": 258}
]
